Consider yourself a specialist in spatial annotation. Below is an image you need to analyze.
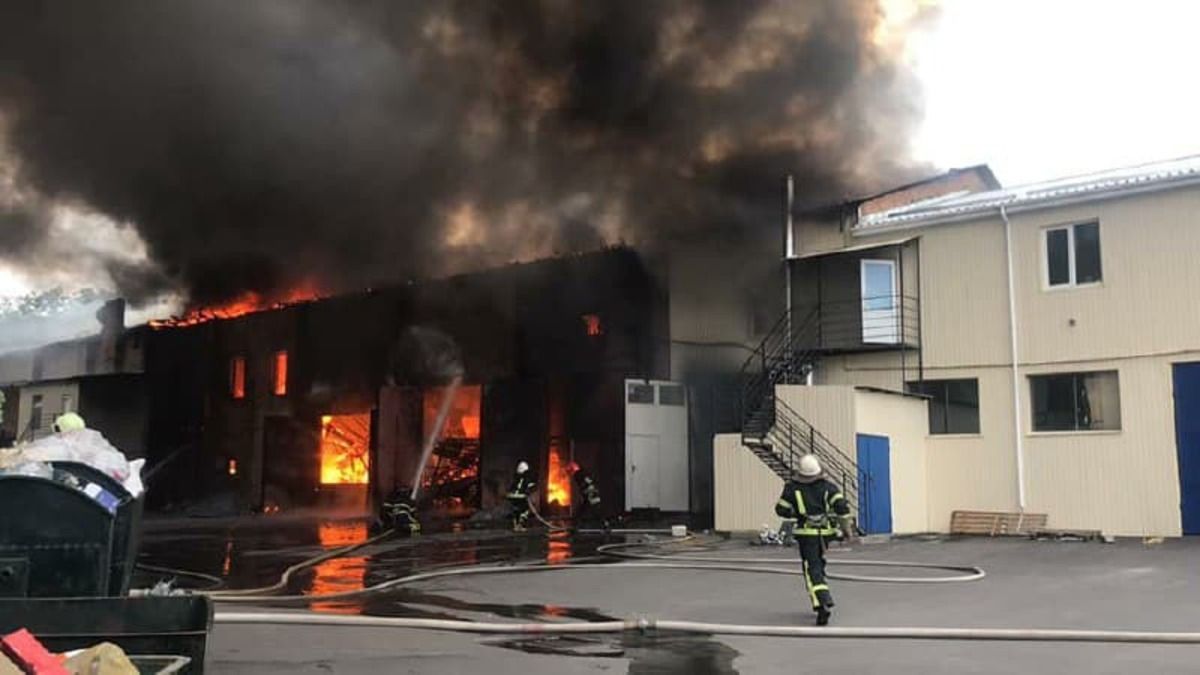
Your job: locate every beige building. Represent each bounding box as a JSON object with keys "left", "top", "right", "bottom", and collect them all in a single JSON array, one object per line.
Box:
[{"left": 718, "top": 156, "right": 1200, "bottom": 537}]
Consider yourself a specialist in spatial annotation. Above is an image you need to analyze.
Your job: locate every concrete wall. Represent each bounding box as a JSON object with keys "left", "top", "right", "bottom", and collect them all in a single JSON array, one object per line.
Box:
[
  {"left": 713, "top": 432, "right": 783, "bottom": 532},
  {"left": 854, "top": 389, "right": 929, "bottom": 534}
]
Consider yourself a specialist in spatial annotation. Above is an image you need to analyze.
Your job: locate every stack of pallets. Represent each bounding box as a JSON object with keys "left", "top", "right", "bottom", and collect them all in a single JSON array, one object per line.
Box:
[{"left": 949, "top": 510, "right": 1047, "bottom": 536}]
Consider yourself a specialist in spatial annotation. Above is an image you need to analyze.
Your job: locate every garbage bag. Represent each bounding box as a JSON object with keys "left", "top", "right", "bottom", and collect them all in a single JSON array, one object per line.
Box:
[{"left": 13, "top": 430, "right": 143, "bottom": 497}]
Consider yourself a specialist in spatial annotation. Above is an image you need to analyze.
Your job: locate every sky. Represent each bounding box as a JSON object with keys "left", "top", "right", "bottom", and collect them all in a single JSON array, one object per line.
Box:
[
  {"left": 3, "top": 0, "right": 1200, "bottom": 302},
  {"left": 909, "top": 0, "right": 1200, "bottom": 186}
]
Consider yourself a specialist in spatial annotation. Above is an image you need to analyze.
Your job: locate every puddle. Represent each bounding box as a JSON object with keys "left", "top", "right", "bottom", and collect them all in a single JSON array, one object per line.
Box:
[
  {"left": 487, "top": 633, "right": 740, "bottom": 673},
  {"left": 138, "top": 516, "right": 742, "bottom": 670}
]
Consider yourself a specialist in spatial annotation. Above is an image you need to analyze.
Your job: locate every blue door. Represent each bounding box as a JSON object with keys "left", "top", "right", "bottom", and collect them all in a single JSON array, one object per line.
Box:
[
  {"left": 1173, "top": 363, "right": 1200, "bottom": 534},
  {"left": 856, "top": 434, "right": 893, "bottom": 534}
]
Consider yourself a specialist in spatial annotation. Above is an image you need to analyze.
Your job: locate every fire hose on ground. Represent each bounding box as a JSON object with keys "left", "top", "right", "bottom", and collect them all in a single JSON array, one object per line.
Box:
[
  {"left": 204, "top": 549, "right": 1200, "bottom": 645},
  {"left": 140, "top": 532, "right": 1200, "bottom": 644}
]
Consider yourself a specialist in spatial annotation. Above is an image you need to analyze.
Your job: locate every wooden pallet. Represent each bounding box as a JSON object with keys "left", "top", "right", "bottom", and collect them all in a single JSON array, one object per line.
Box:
[{"left": 950, "top": 510, "right": 1047, "bottom": 536}]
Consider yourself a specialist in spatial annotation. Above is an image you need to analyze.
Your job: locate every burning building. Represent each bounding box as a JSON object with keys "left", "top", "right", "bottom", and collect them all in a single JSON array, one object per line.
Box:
[{"left": 141, "top": 247, "right": 667, "bottom": 517}]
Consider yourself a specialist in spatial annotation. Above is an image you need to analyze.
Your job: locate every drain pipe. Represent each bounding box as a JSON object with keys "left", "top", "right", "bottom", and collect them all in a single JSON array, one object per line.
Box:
[
  {"left": 785, "top": 175, "right": 795, "bottom": 352},
  {"left": 1000, "top": 204, "right": 1027, "bottom": 510}
]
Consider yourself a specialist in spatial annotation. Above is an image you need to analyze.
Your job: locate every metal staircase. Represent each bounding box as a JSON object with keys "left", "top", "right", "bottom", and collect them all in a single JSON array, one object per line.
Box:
[{"left": 739, "top": 308, "right": 868, "bottom": 516}]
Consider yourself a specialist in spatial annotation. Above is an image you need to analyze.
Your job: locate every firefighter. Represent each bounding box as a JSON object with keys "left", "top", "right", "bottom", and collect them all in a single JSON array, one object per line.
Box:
[
  {"left": 506, "top": 461, "right": 536, "bottom": 531},
  {"left": 373, "top": 487, "right": 420, "bottom": 536},
  {"left": 567, "top": 461, "right": 608, "bottom": 530},
  {"left": 774, "top": 454, "right": 855, "bottom": 626}
]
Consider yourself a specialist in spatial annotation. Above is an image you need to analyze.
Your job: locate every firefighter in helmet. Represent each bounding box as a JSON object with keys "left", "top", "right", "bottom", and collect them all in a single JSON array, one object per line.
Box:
[
  {"left": 774, "top": 454, "right": 855, "bottom": 626},
  {"left": 566, "top": 461, "right": 608, "bottom": 530},
  {"left": 373, "top": 486, "right": 421, "bottom": 536},
  {"left": 506, "top": 461, "right": 537, "bottom": 531}
]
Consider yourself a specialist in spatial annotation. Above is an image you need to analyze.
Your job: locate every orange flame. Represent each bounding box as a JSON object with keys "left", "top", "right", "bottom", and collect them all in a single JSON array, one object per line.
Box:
[
  {"left": 150, "top": 284, "right": 322, "bottom": 328},
  {"left": 546, "top": 444, "right": 571, "bottom": 507},
  {"left": 320, "top": 414, "right": 370, "bottom": 485}
]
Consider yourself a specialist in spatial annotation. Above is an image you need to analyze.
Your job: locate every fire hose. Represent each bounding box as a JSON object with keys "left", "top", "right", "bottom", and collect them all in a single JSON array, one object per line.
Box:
[
  {"left": 143, "top": 533, "right": 1200, "bottom": 644},
  {"left": 200, "top": 532, "right": 984, "bottom": 605},
  {"left": 213, "top": 611, "right": 1200, "bottom": 645},
  {"left": 206, "top": 549, "right": 1200, "bottom": 644}
]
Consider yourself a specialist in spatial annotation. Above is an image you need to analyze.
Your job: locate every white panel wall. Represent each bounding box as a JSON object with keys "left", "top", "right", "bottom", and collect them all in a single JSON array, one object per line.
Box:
[
  {"left": 713, "top": 433, "right": 784, "bottom": 532},
  {"left": 854, "top": 389, "right": 930, "bottom": 534}
]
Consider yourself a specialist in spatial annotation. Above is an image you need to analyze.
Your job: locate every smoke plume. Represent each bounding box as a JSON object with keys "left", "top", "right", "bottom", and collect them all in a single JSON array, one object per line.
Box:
[{"left": 0, "top": 0, "right": 931, "bottom": 307}]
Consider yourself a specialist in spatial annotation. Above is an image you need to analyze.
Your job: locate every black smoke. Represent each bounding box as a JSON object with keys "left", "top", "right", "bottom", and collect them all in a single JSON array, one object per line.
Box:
[{"left": 0, "top": 0, "right": 929, "bottom": 306}]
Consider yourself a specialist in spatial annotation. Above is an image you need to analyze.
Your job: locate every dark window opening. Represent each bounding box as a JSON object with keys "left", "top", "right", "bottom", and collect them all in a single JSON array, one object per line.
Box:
[
  {"left": 907, "top": 379, "right": 979, "bottom": 434},
  {"left": 30, "top": 394, "right": 44, "bottom": 432},
  {"left": 1046, "top": 228, "right": 1071, "bottom": 286},
  {"left": 582, "top": 314, "right": 603, "bottom": 337},
  {"left": 1045, "top": 221, "right": 1102, "bottom": 287},
  {"left": 1030, "top": 371, "right": 1120, "bottom": 432},
  {"left": 627, "top": 383, "right": 654, "bottom": 404},
  {"left": 1074, "top": 222, "right": 1103, "bottom": 284},
  {"left": 659, "top": 384, "right": 685, "bottom": 406}
]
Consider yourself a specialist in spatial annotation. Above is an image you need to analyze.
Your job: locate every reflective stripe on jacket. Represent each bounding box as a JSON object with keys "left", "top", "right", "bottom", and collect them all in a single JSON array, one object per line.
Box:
[
  {"left": 773, "top": 478, "right": 849, "bottom": 536},
  {"left": 507, "top": 474, "right": 536, "bottom": 499}
]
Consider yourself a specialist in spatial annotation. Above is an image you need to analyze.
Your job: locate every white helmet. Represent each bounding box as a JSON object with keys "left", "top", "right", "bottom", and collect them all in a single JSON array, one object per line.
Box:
[
  {"left": 797, "top": 454, "right": 822, "bottom": 478},
  {"left": 516, "top": 461, "right": 529, "bottom": 474}
]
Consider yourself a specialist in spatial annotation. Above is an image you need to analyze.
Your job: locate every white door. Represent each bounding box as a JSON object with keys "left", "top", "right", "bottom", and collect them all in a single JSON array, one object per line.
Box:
[
  {"left": 861, "top": 259, "right": 900, "bottom": 344},
  {"left": 628, "top": 434, "right": 660, "bottom": 508},
  {"left": 624, "top": 380, "right": 689, "bottom": 511}
]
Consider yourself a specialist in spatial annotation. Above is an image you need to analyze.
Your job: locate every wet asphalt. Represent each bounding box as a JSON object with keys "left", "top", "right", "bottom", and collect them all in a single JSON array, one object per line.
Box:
[{"left": 136, "top": 516, "right": 1200, "bottom": 674}]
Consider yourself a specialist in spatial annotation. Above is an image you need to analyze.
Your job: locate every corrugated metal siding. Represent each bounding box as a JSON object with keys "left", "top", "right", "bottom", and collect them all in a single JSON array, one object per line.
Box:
[
  {"left": 776, "top": 385, "right": 856, "bottom": 457},
  {"left": 1022, "top": 355, "right": 1188, "bottom": 537},
  {"left": 814, "top": 353, "right": 908, "bottom": 392},
  {"left": 713, "top": 433, "right": 784, "bottom": 532},
  {"left": 1011, "top": 187, "right": 1200, "bottom": 364},
  {"left": 854, "top": 219, "right": 1012, "bottom": 369},
  {"left": 792, "top": 218, "right": 847, "bottom": 257},
  {"left": 922, "top": 366, "right": 1021, "bottom": 531},
  {"left": 854, "top": 390, "right": 929, "bottom": 533}
]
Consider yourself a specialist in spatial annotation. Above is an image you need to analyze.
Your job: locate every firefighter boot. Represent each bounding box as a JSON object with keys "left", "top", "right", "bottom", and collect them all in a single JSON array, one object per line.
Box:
[{"left": 816, "top": 606, "right": 831, "bottom": 626}]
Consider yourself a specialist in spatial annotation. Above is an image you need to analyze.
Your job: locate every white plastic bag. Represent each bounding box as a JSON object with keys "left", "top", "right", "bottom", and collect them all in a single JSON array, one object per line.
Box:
[{"left": 17, "top": 429, "right": 144, "bottom": 496}]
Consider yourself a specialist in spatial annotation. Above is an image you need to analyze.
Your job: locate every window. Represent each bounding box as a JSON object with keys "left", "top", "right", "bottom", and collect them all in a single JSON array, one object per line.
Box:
[
  {"left": 1030, "top": 371, "right": 1121, "bottom": 432},
  {"left": 659, "top": 384, "right": 686, "bottom": 406},
  {"left": 627, "top": 383, "right": 654, "bottom": 404},
  {"left": 1045, "top": 221, "right": 1102, "bottom": 287},
  {"left": 907, "top": 379, "right": 980, "bottom": 435},
  {"left": 30, "top": 394, "right": 43, "bottom": 431},
  {"left": 272, "top": 350, "right": 288, "bottom": 396},
  {"left": 582, "top": 314, "right": 603, "bottom": 337},
  {"left": 230, "top": 356, "right": 246, "bottom": 400}
]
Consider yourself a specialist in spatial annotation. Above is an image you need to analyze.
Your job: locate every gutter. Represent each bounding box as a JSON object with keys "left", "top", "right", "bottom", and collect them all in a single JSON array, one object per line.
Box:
[
  {"left": 851, "top": 173, "right": 1200, "bottom": 236},
  {"left": 1000, "top": 205, "right": 1027, "bottom": 510}
]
